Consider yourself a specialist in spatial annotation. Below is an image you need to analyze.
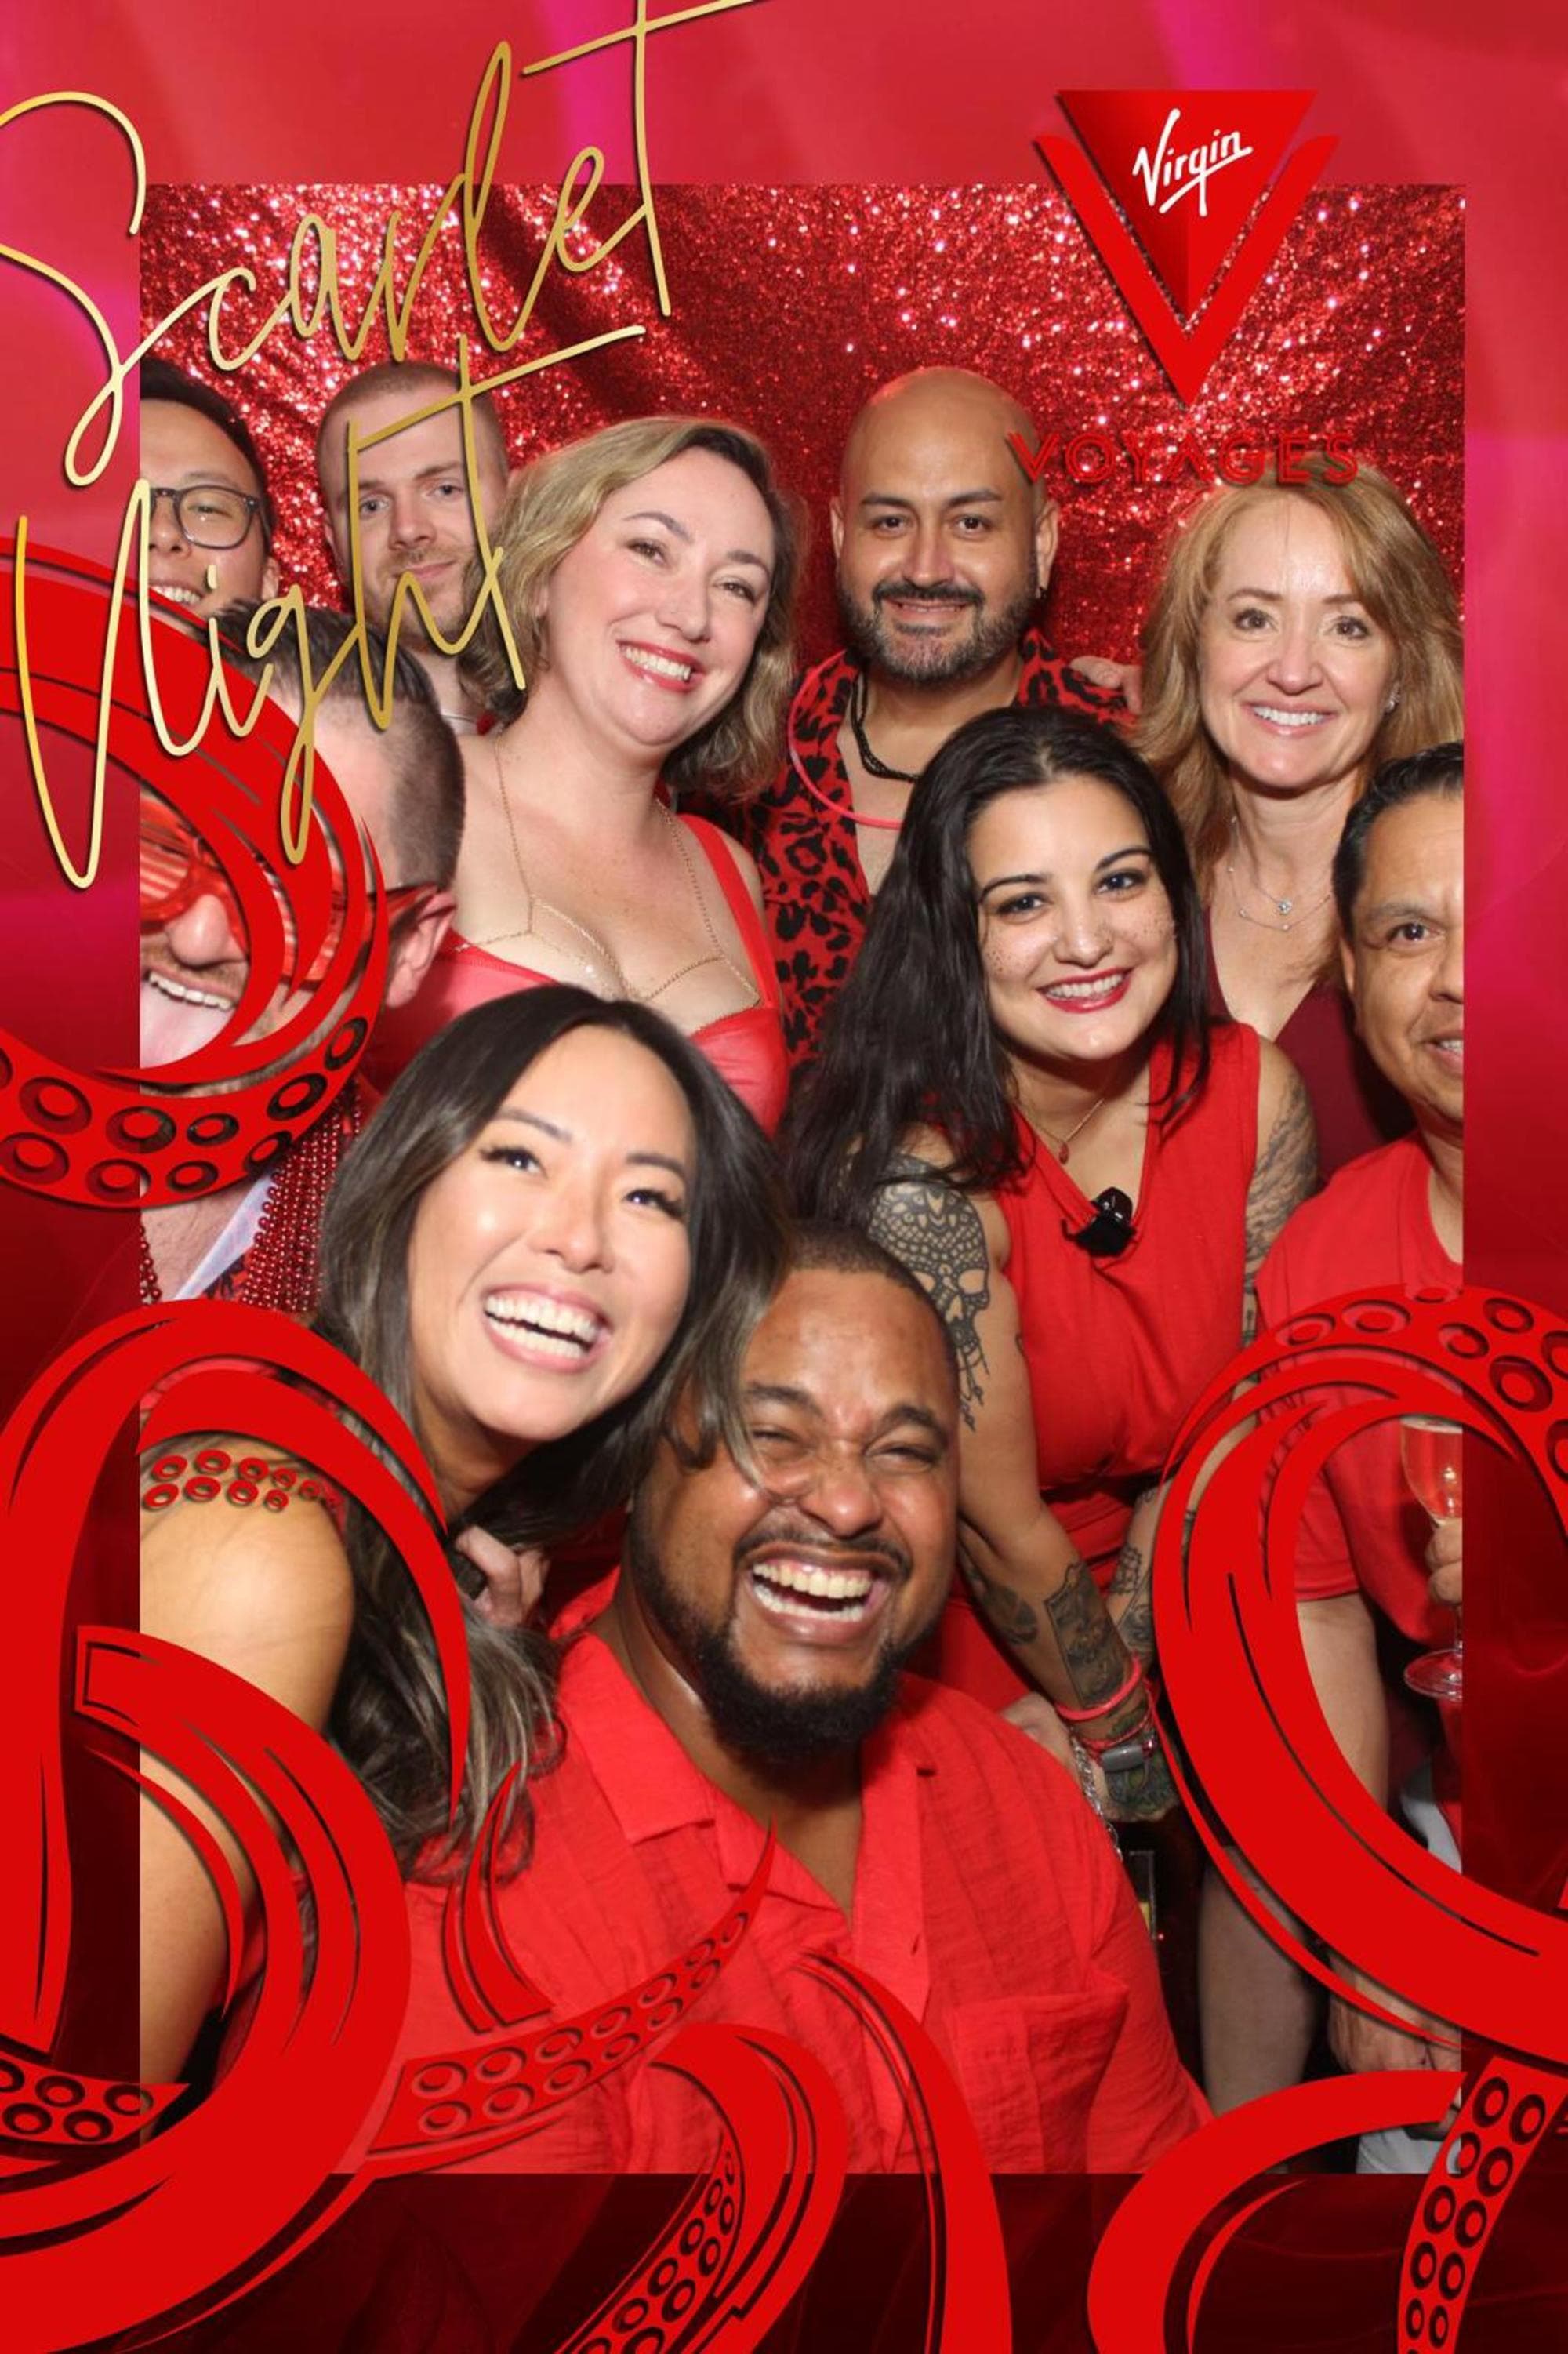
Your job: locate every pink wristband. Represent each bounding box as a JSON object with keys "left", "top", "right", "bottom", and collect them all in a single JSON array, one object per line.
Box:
[{"left": 1055, "top": 1658, "right": 1144, "bottom": 1725}]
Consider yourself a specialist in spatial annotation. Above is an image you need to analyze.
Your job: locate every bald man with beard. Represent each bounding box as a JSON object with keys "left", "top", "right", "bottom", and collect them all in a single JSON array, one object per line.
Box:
[{"left": 722, "top": 368, "right": 1123, "bottom": 1064}]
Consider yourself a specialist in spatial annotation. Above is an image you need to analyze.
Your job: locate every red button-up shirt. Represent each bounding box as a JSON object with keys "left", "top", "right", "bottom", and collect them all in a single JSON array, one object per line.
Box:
[{"left": 389, "top": 1633, "right": 1205, "bottom": 2172}]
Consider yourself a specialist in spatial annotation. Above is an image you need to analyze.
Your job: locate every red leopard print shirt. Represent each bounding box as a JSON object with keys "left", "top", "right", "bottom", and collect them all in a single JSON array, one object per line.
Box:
[{"left": 721, "top": 628, "right": 1124, "bottom": 1066}]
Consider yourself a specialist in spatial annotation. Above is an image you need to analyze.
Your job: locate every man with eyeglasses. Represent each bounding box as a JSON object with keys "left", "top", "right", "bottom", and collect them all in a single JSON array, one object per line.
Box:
[
  {"left": 140, "top": 358, "right": 281, "bottom": 619},
  {"left": 139, "top": 605, "right": 461, "bottom": 1308}
]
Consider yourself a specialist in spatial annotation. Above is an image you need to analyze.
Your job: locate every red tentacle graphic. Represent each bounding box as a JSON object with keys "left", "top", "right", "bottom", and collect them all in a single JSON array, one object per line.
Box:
[
  {"left": 1087, "top": 2071, "right": 1457, "bottom": 2352},
  {"left": 77, "top": 1711, "right": 253, "bottom": 2014},
  {"left": 0, "top": 1631, "right": 409, "bottom": 2352},
  {"left": 366, "top": 1836, "right": 777, "bottom": 2173},
  {"left": 800, "top": 1956, "right": 1011, "bottom": 2352},
  {"left": 0, "top": 1301, "right": 477, "bottom": 2346},
  {"left": 0, "top": 539, "right": 390, "bottom": 1208},
  {"left": 0, "top": 1301, "right": 466, "bottom": 2055},
  {"left": 441, "top": 1763, "right": 554, "bottom": 2033},
  {"left": 1087, "top": 1284, "right": 1568, "bottom": 2352},
  {"left": 1396, "top": 2059, "right": 1568, "bottom": 2354},
  {"left": 0, "top": 2037, "right": 179, "bottom": 2156},
  {"left": 544, "top": 2025, "right": 847, "bottom": 2354}
]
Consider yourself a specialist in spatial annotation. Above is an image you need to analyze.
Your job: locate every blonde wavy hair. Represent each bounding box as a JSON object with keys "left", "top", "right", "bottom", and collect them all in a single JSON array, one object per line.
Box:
[
  {"left": 1136, "top": 456, "right": 1463, "bottom": 892},
  {"left": 461, "top": 415, "right": 804, "bottom": 800}
]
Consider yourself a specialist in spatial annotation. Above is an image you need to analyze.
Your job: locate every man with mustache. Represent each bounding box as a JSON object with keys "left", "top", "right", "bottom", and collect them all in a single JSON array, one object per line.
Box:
[
  {"left": 382, "top": 1222, "right": 1204, "bottom": 2171},
  {"left": 139, "top": 605, "right": 460, "bottom": 1308},
  {"left": 725, "top": 367, "right": 1121, "bottom": 1063},
  {"left": 1200, "top": 745, "right": 1465, "bottom": 2166}
]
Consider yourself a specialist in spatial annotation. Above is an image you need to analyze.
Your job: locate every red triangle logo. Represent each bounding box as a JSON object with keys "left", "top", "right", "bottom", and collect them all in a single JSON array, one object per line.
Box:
[
  {"left": 1058, "top": 90, "right": 1314, "bottom": 317},
  {"left": 1037, "top": 92, "right": 1335, "bottom": 403}
]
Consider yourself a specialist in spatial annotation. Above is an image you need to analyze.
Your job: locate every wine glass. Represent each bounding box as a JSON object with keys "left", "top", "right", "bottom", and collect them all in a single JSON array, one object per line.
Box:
[{"left": 1401, "top": 1415, "right": 1463, "bottom": 1702}]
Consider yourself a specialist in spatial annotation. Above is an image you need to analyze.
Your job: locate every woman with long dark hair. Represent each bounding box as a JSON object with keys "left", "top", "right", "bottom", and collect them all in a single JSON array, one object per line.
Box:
[
  {"left": 140, "top": 988, "right": 789, "bottom": 2074},
  {"left": 368, "top": 416, "right": 805, "bottom": 1132},
  {"left": 789, "top": 707, "right": 1317, "bottom": 1808}
]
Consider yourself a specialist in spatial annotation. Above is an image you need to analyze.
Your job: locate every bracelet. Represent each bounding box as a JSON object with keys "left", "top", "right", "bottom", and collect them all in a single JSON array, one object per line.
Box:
[
  {"left": 1076, "top": 1714, "right": 1163, "bottom": 1773},
  {"left": 1069, "top": 1737, "right": 1123, "bottom": 1856},
  {"left": 1055, "top": 1658, "right": 1144, "bottom": 1726}
]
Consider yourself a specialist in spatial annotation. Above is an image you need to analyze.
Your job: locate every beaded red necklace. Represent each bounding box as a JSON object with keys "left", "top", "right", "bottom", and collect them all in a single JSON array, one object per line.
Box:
[{"left": 137, "top": 1091, "right": 364, "bottom": 1313}]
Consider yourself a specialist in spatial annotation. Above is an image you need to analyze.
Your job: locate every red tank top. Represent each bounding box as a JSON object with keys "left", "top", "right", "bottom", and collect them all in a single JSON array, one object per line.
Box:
[
  {"left": 924, "top": 1022, "right": 1260, "bottom": 1708},
  {"left": 366, "top": 816, "right": 789, "bottom": 1134}
]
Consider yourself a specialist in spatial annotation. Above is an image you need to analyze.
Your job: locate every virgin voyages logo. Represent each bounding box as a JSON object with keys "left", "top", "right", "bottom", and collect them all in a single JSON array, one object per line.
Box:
[{"left": 1038, "top": 91, "right": 1337, "bottom": 401}]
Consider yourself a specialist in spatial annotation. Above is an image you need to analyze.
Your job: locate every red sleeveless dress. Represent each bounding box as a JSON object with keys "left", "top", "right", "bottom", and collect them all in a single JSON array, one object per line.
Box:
[
  {"left": 366, "top": 816, "right": 789, "bottom": 1134},
  {"left": 926, "top": 1022, "right": 1261, "bottom": 1707}
]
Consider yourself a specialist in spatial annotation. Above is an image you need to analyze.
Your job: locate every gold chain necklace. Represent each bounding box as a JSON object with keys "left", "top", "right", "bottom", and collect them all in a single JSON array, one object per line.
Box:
[
  {"left": 470, "top": 747, "right": 757, "bottom": 1008},
  {"left": 1025, "top": 1090, "right": 1113, "bottom": 1167}
]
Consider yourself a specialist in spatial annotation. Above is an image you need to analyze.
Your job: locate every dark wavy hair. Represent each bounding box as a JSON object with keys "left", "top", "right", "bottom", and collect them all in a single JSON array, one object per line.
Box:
[
  {"left": 1333, "top": 740, "right": 1464, "bottom": 932},
  {"left": 320, "top": 986, "right": 789, "bottom": 1870},
  {"left": 787, "top": 707, "right": 1212, "bottom": 1220}
]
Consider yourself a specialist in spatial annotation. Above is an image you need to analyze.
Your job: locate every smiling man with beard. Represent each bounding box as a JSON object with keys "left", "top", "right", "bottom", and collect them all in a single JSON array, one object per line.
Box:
[
  {"left": 379, "top": 1222, "right": 1204, "bottom": 2172},
  {"left": 718, "top": 367, "right": 1123, "bottom": 1065}
]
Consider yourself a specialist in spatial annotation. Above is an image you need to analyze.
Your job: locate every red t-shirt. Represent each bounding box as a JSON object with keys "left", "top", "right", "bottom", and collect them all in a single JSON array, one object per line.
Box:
[
  {"left": 1256, "top": 1132, "right": 1461, "bottom": 1833},
  {"left": 368, "top": 1633, "right": 1206, "bottom": 2174}
]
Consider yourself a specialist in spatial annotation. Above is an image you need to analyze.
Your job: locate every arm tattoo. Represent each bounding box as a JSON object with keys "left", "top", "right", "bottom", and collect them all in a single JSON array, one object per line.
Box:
[
  {"left": 1044, "top": 1556, "right": 1127, "bottom": 1707},
  {"left": 868, "top": 1157, "right": 992, "bottom": 1430},
  {"left": 1101, "top": 1739, "right": 1178, "bottom": 1822},
  {"left": 1049, "top": 1559, "right": 1177, "bottom": 1816},
  {"left": 1105, "top": 1532, "right": 1155, "bottom": 1666},
  {"left": 958, "top": 1550, "right": 1039, "bottom": 1645},
  {"left": 1243, "top": 1068, "right": 1318, "bottom": 1340}
]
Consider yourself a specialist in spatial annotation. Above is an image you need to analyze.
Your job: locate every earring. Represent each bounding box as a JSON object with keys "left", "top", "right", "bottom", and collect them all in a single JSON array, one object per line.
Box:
[{"left": 1385, "top": 687, "right": 1402, "bottom": 713}]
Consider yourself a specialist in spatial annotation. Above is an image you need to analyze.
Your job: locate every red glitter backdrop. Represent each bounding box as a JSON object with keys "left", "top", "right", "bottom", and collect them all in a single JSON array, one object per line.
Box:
[{"left": 140, "top": 183, "right": 1462, "bottom": 666}]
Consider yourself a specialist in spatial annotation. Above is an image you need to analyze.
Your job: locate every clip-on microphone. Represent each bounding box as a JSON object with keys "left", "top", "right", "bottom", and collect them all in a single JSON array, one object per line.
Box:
[{"left": 1067, "top": 1186, "right": 1137, "bottom": 1258}]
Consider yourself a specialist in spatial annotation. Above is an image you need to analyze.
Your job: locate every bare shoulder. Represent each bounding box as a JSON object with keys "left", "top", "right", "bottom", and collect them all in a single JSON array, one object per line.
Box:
[
  {"left": 701, "top": 820, "right": 765, "bottom": 916},
  {"left": 880, "top": 1124, "right": 1009, "bottom": 1267},
  {"left": 141, "top": 1442, "right": 354, "bottom": 1699}
]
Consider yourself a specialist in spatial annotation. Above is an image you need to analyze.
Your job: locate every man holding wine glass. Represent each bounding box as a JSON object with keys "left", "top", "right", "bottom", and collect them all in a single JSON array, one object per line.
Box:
[{"left": 1199, "top": 744, "right": 1465, "bottom": 2166}]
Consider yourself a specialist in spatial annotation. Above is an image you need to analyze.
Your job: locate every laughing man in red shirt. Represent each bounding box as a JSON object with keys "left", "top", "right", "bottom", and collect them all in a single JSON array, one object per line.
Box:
[{"left": 388, "top": 1222, "right": 1204, "bottom": 2172}]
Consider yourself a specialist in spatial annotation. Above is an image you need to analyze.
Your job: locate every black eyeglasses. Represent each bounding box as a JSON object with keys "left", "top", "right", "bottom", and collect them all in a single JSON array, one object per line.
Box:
[{"left": 146, "top": 482, "right": 269, "bottom": 550}]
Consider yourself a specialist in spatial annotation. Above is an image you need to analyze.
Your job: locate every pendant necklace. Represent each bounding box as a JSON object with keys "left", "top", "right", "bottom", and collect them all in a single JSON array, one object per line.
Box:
[
  {"left": 1027, "top": 1090, "right": 1112, "bottom": 1167},
  {"left": 1225, "top": 813, "right": 1332, "bottom": 934}
]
